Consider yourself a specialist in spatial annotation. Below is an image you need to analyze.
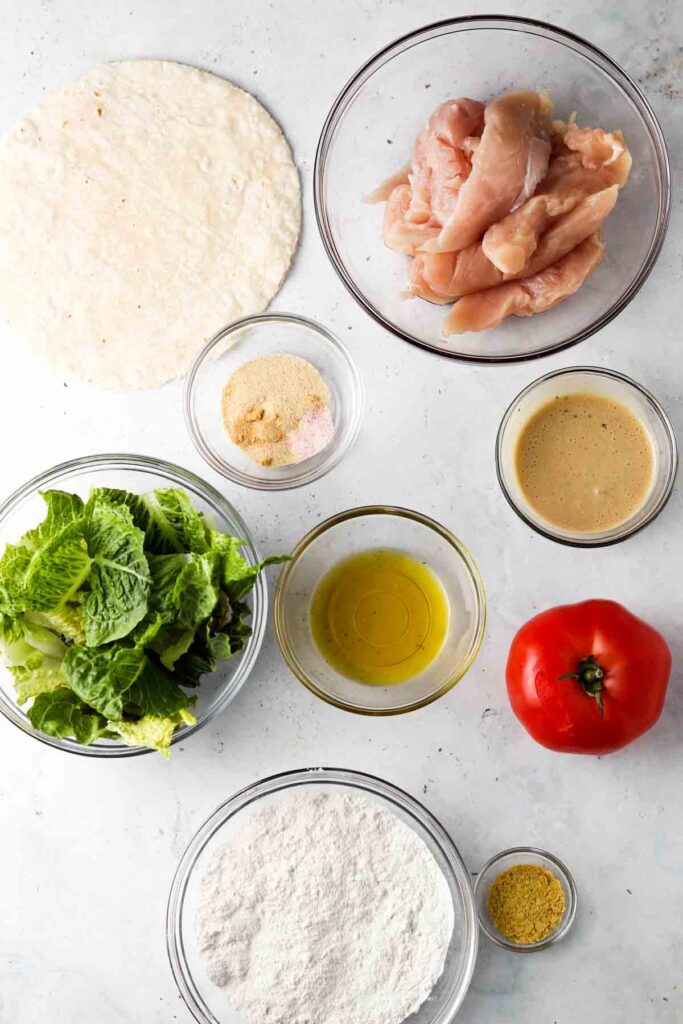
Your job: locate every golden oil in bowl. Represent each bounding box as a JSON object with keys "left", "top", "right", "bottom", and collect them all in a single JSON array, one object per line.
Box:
[{"left": 310, "top": 548, "right": 449, "bottom": 685}]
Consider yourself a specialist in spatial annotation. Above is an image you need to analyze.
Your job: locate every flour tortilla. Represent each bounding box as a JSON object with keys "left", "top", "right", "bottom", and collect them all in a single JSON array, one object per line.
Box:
[{"left": 0, "top": 60, "right": 301, "bottom": 389}]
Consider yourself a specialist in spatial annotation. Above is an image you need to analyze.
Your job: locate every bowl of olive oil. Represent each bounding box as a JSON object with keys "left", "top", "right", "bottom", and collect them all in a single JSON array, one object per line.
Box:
[{"left": 274, "top": 506, "right": 486, "bottom": 714}]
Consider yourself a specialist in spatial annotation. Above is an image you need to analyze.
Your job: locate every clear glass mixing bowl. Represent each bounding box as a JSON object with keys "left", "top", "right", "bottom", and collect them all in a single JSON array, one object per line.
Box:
[
  {"left": 274, "top": 506, "right": 486, "bottom": 714},
  {"left": 167, "top": 767, "right": 479, "bottom": 1023},
  {"left": 0, "top": 454, "right": 267, "bottom": 757},
  {"left": 474, "top": 846, "right": 578, "bottom": 952},
  {"left": 495, "top": 366, "right": 678, "bottom": 546},
  {"left": 184, "top": 313, "right": 364, "bottom": 491},
  {"left": 314, "top": 16, "right": 670, "bottom": 362}
]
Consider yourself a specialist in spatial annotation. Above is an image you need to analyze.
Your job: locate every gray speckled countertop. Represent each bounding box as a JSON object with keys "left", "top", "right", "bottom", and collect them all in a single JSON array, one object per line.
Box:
[{"left": 0, "top": 1, "right": 681, "bottom": 1021}]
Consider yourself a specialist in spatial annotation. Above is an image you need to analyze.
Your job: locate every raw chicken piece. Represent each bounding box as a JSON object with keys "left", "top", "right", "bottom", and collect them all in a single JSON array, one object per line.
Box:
[
  {"left": 408, "top": 247, "right": 494, "bottom": 302},
  {"left": 442, "top": 233, "right": 604, "bottom": 334},
  {"left": 407, "top": 98, "right": 484, "bottom": 225},
  {"left": 481, "top": 127, "right": 631, "bottom": 273},
  {"left": 562, "top": 123, "right": 628, "bottom": 170},
  {"left": 365, "top": 165, "right": 410, "bottom": 204},
  {"left": 409, "top": 186, "right": 618, "bottom": 300},
  {"left": 421, "top": 91, "right": 554, "bottom": 253},
  {"left": 481, "top": 195, "right": 550, "bottom": 273},
  {"left": 525, "top": 187, "right": 616, "bottom": 275},
  {"left": 382, "top": 183, "right": 439, "bottom": 255}
]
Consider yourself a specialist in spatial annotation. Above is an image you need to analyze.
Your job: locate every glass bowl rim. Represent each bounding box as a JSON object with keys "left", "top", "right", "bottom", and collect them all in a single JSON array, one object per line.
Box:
[
  {"left": 166, "top": 765, "right": 479, "bottom": 1024},
  {"left": 495, "top": 364, "right": 679, "bottom": 548},
  {"left": 0, "top": 452, "right": 267, "bottom": 758},
  {"left": 313, "top": 13, "right": 671, "bottom": 365},
  {"left": 183, "top": 311, "right": 365, "bottom": 491},
  {"left": 273, "top": 504, "right": 487, "bottom": 715},
  {"left": 473, "top": 845, "right": 578, "bottom": 952}
]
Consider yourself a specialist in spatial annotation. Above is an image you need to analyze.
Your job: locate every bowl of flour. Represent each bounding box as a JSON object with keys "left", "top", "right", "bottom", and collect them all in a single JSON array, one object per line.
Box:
[{"left": 167, "top": 768, "right": 478, "bottom": 1024}]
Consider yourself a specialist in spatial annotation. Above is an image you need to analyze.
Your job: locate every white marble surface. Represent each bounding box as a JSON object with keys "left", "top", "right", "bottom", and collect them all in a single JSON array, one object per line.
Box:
[{"left": 0, "top": 1, "right": 682, "bottom": 1021}]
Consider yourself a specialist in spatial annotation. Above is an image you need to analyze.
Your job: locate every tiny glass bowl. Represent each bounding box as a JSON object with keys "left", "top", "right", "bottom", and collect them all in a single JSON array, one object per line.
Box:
[
  {"left": 167, "top": 767, "right": 479, "bottom": 1024},
  {"left": 0, "top": 454, "right": 267, "bottom": 757},
  {"left": 495, "top": 366, "right": 678, "bottom": 547},
  {"left": 314, "top": 15, "right": 670, "bottom": 363},
  {"left": 474, "top": 847, "right": 577, "bottom": 952},
  {"left": 273, "top": 506, "right": 486, "bottom": 714},
  {"left": 184, "top": 313, "right": 364, "bottom": 491}
]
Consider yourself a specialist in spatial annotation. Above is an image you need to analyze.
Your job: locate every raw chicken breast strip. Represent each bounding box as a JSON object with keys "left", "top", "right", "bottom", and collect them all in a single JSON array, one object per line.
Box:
[
  {"left": 562, "top": 124, "right": 628, "bottom": 169},
  {"left": 442, "top": 232, "right": 604, "bottom": 334},
  {"left": 365, "top": 98, "right": 483, "bottom": 213},
  {"left": 481, "top": 127, "right": 630, "bottom": 272},
  {"left": 383, "top": 183, "right": 439, "bottom": 254},
  {"left": 408, "top": 185, "right": 618, "bottom": 300},
  {"left": 421, "top": 91, "right": 553, "bottom": 253},
  {"left": 365, "top": 165, "right": 411, "bottom": 204},
  {"left": 407, "top": 98, "right": 485, "bottom": 224}
]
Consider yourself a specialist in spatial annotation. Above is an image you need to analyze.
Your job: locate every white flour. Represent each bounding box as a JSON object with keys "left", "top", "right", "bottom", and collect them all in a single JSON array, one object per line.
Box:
[{"left": 197, "top": 789, "right": 455, "bottom": 1024}]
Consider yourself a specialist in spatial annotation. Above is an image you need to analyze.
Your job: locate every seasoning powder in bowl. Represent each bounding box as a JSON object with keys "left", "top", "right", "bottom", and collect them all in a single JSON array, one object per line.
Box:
[
  {"left": 221, "top": 353, "right": 334, "bottom": 467},
  {"left": 197, "top": 789, "right": 454, "bottom": 1024},
  {"left": 487, "top": 863, "right": 566, "bottom": 945}
]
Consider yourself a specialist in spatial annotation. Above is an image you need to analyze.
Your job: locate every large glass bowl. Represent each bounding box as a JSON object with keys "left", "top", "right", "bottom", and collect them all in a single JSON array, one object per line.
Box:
[
  {"left": 314, "top": 16, "right": 670, "bottom": 363},
  {"left": 273, "top": 507, "right": 486, "bottom": 714},
  {"left": 0, "top": 454, "right": 267, "bottom": 757},
  {"left": 167, "top": 767, "right": 479, "bottom": 1024}
]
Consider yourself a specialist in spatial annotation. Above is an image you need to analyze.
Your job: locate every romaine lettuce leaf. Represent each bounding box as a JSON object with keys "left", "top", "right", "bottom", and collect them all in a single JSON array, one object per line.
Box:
[
  {"left": 23, "top": 524, "right": 91, "bottom": 611},
  {"left": 0, "top": 614, "right": 66, "bottom": 667},
  {"left": 11, "top": 658, "right": 65, "bottom": 704},
  {"left": 62, "top": 643, "right": 146, "bottom": 719},
  {"left": 25, "top": 605, "right": 85, "bottom": 644},
  {"left": 125, "top": 657, "right": 194, "bottom": 717},
  {"left": 82, "top": 506, "right": 150, "bottom": 646},
  {"left": 108, "top": 708, "right": 196, "bottom": 758},
  {"left": 0, "top": 492, "right": 87, "bottom": 614},
  {"left": 88, "top": 487, "right": 210, "bottom": 554},
  {"left": 0, "top": 544, "right": 33, "bottom": 613},
  {"left": 25, "top": 491, "right": 84, "bottom": 546},
  {"left": 27, "top": 687, "right": 110, "bottom": 745},
  {"left": 171, "top": 642, "right": 216, "bottom": 688}
]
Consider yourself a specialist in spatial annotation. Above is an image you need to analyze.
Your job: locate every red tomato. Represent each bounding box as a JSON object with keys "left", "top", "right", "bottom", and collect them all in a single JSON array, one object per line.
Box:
[{"left": 506, "top": 600, "right": 672, "bottom": 755}]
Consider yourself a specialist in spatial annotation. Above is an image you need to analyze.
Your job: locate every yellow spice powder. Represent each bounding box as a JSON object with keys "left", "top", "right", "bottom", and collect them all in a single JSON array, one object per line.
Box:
[
  {"left": 487, "top": 863, "right": 566, "bottom": 944},
  {"left": 221, "top": 354, "right": 331, "bottom": 468}
]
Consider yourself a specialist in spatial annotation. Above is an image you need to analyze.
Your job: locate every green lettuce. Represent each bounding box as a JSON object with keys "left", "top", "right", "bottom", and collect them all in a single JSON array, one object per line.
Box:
[
  {"left": 0, "top": 485, "right": 279, "bottom": 754},
  {"left": 109, "top": 708, "right": 196, "bottom": 758},
  {"left": 27, "top": 687, "right": 110, "bottom": 745},
  {"left": 82, "top": 504, "right": 150, "bottom": 645}
]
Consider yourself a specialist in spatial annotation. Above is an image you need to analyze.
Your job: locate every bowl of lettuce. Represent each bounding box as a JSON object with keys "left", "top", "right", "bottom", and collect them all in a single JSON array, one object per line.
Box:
[{"left": 0, "top": 454, "right": 275, "bottom": 757}]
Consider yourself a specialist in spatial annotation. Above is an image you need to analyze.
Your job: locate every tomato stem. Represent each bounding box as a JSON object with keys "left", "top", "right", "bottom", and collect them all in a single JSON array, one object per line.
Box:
[{"left": 559, "top": 655, "right": 605, "bottom": 716}]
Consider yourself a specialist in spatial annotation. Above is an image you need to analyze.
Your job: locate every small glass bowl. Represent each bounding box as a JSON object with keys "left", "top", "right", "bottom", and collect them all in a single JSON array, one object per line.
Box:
[
  {"left": 474, "top": 847, "right": 578, "bottom": 952},
  {"left": 184, "top": 313, "right": 364, "bottom": 491},
  {"left": 273, "top": 506, "right": 486, "bottom": 714},
  {"left": 314, "top": 15, "right": 670, "bottom": 362},
  {"left": 167, "top": 767, "right": 479, "bottom": 1024},
  {"left": 496, "top": 366, "right": 678, "bottom": 547},
  {"left": 0, "top": 454, "right": 267, "bottom": 757}
]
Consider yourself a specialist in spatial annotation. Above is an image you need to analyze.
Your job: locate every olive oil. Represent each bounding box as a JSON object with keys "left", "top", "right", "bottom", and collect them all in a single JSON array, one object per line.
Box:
[{"left": 310, "top": 549, "right": 449, "bottom": 685}]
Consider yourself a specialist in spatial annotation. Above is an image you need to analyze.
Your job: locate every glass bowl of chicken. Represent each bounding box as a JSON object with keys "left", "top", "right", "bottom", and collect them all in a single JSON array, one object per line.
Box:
[{"left": 314, "top": 16, "right": 670, "bottom": 362}]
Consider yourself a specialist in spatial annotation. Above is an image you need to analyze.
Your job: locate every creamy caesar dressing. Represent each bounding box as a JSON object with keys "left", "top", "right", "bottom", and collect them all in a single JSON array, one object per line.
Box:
[{"left": 515, "top": 392, "right": 655, "bottom": 532}]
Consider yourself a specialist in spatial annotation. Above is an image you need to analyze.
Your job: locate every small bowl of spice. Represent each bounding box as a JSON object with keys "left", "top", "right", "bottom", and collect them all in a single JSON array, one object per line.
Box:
[
  {"left": 185, "top": 313, "right": 364, "bottom": 490},
  {"left": 474, "top": 847, "right": 577, "bottom": 952}
]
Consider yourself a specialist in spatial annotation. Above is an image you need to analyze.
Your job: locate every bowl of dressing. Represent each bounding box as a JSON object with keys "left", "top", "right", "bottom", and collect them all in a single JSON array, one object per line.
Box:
[
  {"left": 496, "top": 366, "right": 677, "bottom": 546},
  {"left": 273, "top": 506, "right": 486, "bottom": 714}
]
